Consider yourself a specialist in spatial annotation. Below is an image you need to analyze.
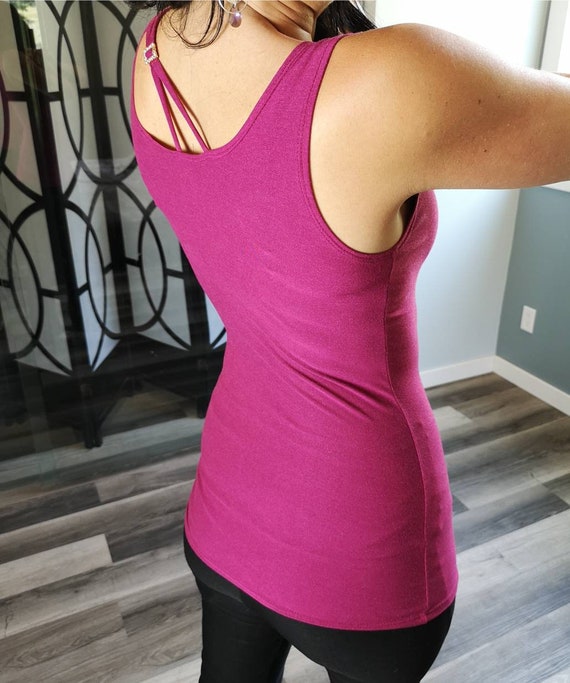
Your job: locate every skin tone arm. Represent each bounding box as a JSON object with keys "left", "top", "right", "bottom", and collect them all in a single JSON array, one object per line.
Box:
[{"left": 336, "top": 23, "right": 570, "bottom": 204}]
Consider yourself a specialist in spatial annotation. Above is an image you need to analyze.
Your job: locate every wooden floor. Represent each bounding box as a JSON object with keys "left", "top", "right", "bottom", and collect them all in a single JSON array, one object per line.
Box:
[{"left": 0, "top": 373, "right": 569, "bottom": 682}]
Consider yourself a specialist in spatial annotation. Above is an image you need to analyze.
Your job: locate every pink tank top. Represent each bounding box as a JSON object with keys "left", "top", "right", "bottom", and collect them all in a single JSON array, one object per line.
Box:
[{"left": 131, "top": 12, "right": 458, "bottom": 630}]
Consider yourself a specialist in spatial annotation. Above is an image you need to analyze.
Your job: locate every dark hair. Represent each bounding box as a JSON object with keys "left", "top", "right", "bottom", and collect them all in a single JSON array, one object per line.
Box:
[{"left": 126, "top": 1, "right": 376, "bottom": 49}]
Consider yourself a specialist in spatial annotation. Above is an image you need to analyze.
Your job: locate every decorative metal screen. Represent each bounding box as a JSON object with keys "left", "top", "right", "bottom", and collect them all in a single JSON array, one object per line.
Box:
[{"left": 0, "top": 0, "right": 226, "bottom": 448}]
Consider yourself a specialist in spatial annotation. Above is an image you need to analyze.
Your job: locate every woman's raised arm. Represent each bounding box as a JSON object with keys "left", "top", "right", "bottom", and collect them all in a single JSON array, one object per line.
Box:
[{"left": 350, "top": 22, "right": 570, "bottom": 196}]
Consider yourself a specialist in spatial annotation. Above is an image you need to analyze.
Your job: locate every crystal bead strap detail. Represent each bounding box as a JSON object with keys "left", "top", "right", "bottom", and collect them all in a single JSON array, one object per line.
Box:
[{"left": 143, "top": 43, "right": 158, "bottom": 65}]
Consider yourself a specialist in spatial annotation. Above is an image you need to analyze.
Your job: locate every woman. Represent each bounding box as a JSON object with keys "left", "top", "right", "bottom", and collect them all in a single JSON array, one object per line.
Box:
[{"left": 129, "top": 2, "right": 570, "bottom": 681}]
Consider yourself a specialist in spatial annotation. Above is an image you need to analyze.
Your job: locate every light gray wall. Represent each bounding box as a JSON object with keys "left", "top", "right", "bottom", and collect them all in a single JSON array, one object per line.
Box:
[
  {"left": 497, "top": 188, "right": 570, "bottom": 393},
  {"left": 416, "top": 189, "right": 519, "bottom": 372}
]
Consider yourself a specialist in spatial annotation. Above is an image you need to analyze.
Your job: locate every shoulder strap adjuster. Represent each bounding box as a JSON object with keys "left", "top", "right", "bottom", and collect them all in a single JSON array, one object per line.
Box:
[{"left": 143, "top": 43, "right": 158, "bottom": 65}]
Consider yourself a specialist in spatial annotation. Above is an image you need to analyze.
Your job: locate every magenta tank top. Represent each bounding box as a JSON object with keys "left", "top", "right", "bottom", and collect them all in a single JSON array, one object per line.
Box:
[{"left": 131, "top": 12, "right": 458, "bottom": 630}]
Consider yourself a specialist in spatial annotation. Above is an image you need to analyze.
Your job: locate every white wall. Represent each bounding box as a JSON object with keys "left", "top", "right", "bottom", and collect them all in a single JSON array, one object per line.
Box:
[{"left": 374, "top": 1, "right": 549, "bottom": 384}]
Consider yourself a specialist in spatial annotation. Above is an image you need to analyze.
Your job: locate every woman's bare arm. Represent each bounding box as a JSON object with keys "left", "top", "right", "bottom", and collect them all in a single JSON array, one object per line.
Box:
[{"left": 349, "top": 23, "right": 570, "bottom": 197}]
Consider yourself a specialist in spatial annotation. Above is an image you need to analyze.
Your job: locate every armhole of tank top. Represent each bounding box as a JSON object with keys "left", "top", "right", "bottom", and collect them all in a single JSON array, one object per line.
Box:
[{"left": 298, "top": 35, "right": 425, "bottom": 261}]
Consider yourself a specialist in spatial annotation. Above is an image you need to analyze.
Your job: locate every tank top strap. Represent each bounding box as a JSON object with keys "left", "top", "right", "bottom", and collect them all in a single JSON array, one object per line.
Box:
[
  {"left": 246, "top": 33, "right": 347, "bottom": 163},
  {"left": 143, "top": 10, "right": 209, "bottom": 153}
]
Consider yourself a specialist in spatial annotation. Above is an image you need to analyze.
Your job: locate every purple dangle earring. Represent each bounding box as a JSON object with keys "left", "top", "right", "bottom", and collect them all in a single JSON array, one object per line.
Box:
[{"left": 217, "top": 0, "right": 248, "bottom": 28}]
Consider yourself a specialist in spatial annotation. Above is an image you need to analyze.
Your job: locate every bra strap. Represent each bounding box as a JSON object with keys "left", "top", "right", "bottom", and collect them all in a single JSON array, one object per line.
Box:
[{"left": 144, "top": 11, "right": 209, "bottom": 153}]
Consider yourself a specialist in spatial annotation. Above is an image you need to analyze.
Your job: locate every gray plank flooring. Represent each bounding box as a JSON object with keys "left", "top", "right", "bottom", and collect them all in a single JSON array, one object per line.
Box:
[{"left": 0, "top": 373, "right": 569, "bottom": 682}]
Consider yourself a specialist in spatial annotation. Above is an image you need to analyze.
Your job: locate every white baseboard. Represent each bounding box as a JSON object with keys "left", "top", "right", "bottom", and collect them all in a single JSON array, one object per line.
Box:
[
  {"left": 493, "top": 357, "right": 570, "bottom": 416},
  {"left": 421, "top": 355, "right": 570, "bottom": 416},
  {"left": 420, "top": 357, "right": 495, "bottom": 389}
]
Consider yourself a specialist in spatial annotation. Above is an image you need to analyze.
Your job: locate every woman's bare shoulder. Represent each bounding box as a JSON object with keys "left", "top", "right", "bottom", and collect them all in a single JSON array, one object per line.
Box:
[
  {"left": 316, "top": 25, "right": 440, "bottom": 199},
  {"left": 330, "top": 23, "right": 450, "bottom": 78},
  {"left": 326, "top": 22, "right": 483, "bottom": 113},
  {"left": 325, "top": 23, "right": 570, "bottom": 192}
]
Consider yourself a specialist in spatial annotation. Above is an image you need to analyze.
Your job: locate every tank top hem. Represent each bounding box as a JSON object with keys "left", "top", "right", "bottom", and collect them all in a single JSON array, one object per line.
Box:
[{"left": 184, "top": 522, "right": 458, "bottom": 631}]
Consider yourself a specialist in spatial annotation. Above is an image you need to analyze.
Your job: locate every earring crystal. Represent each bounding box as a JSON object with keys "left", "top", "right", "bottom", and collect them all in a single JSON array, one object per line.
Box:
[{"left": 217, "top": 0, "right": 248, "bottom": 28}]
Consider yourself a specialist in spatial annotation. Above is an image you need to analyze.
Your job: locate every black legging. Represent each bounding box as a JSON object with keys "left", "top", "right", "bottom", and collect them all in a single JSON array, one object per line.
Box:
[{"left": 183, "top": 532, "right": 455, "bottom": 683}]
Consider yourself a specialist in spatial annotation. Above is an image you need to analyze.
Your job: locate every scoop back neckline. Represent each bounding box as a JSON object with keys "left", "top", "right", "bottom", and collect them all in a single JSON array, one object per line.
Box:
[{"left": 131, "top": 37, "right": 315, "bottom": 160}]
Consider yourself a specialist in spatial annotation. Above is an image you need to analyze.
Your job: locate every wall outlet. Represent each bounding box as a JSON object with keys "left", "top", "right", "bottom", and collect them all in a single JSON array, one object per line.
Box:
[{"left": 520, "top": 305, "right": 536, "bottom": 334}]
